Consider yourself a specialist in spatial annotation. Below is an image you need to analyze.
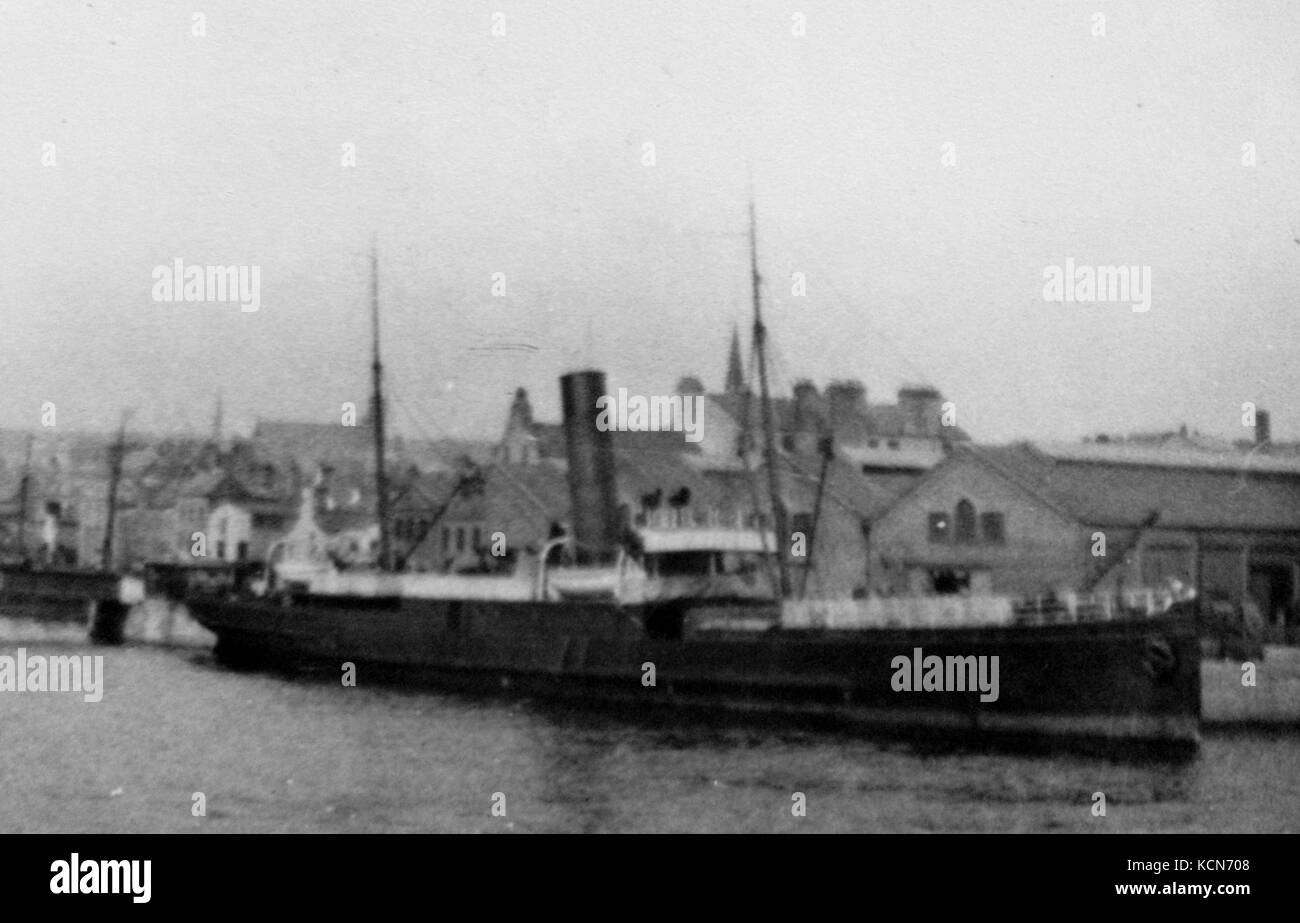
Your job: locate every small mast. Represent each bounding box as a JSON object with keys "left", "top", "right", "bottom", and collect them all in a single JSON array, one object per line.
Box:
[
  {"left": 749, "top": 199, "right": 791, "bottom": 599},
  {"left": 101, "top": 413, "right": 128, "bottom": 571},
  {"left": 16, "top": 435, "right": 32, "bottom": 560},
  {"left": 370, "top": 240, "right": 393, "bottom": 572}
]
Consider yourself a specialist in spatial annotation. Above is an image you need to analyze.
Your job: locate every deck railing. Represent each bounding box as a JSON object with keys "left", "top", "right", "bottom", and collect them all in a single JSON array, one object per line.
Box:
[{"left": 780, "top": 586, "right": 1191, "bottom": 630}]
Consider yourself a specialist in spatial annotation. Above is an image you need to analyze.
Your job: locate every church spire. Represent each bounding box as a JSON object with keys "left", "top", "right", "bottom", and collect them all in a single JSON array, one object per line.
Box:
[{"left": 725, "top": 324, "right": 746, "bottom": 394}]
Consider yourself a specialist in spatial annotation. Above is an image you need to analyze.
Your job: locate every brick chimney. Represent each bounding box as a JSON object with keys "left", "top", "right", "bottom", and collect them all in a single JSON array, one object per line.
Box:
[
  {"left": 1255, "top": 409, "right": 1271, "bottom": 449},
  {"left": 825, "top": 380, "right": 867, "bottom": 431},
  {"left": 898, "top": 385, "right": 943, "bottom": 437},
  {"left": 791, "top": 380, "right": 824, "bottom": 453}
]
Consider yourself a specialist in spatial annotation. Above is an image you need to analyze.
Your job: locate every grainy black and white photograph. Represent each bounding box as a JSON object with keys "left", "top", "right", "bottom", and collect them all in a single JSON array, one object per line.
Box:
[{"left": 0, "top": 0, "right": 1297, "bottom": 886}]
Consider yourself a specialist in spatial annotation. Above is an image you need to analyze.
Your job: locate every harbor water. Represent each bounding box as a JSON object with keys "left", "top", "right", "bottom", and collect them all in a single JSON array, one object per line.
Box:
[{"left": 0, "top": 607, "right": 1297, "bottom": 834}]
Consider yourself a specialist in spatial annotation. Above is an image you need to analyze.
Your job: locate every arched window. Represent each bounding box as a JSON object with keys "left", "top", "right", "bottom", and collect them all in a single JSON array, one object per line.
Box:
[{"left": 954, "top": 499, "right": 977, "bottom": 544}]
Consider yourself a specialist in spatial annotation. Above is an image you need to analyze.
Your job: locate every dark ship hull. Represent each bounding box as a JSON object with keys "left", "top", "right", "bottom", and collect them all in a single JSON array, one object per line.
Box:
[
  {"left": 189, "top": 593, "right": 1201, "bottom": 753},
  {"left": 0, "top": 567, "right": 132, "bottom": 644}
]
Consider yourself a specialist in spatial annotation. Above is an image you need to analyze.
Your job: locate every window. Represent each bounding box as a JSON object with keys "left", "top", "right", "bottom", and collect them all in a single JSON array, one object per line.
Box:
[
  {"left": 656, "top": 552, "right": 712, "bottom": 577},
  {"left": 456, "top": 527, "right": 466, "bottom": 552},
  {"left": 980, "top": 512, "right": 1006, "bottom": 545},
  {"left": 441, "top": 527, "right": 450, "bottom": 550},
  {"left": 928, "top": 512, "right": 949, "bottom": 543},
  {"left": 930, "top": 567, "right": 971, "bottom": 595},
  {"left": 472, "top": 527, "right": 481, "bottom": 550},
  {"left": 954, "top": 499, "right": 976, "bottom": 544}
]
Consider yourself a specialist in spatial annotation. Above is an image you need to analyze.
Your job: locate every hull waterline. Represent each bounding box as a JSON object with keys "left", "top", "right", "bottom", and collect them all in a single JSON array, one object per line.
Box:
[{"left": 187, "top": 594, "right": 1202, "bottom": 756}]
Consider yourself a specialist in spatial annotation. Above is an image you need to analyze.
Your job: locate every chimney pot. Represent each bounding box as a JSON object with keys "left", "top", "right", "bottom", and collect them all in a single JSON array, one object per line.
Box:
[{"left": 1255, "top": 409, "right": 1271, "bottom": 448}]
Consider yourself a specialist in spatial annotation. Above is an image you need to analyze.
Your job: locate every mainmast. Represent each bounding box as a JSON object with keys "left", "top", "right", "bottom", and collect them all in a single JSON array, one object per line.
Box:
[
  {"left": 17, "top": 435, "right": 32, "bottom": 560},
  {"left": 370, "top": 240, "right": 393, "bottom": 572},
  {"left": 749, "top": 200, "right": 791, "bottom": 599},
  {"left": 101, "top": 414, "right": 128, "bottom": 571}
]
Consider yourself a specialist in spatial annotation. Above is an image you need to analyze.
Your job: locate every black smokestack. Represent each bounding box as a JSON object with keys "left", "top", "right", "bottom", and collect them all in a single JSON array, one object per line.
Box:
[{"left": 560, "top": 370, "right": 620, "bottom": 564}]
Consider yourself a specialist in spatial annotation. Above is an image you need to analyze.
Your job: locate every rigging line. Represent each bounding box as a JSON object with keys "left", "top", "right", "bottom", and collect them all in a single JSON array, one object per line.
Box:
[
  {"left": 759, "top": 223, "right": 949, "bottom": 391},
  {"left": 775, "top": 249, "right": 980, "bottom": 442},
  {"left": 782, "top": 457, "right": 864, "bottom": 519},
  {"left": 385, "top": 388, "right": 482, "bottom": 471},
  {"left": 388, "top": 388, "right": 557, "bottom": 522},
  {"left": 493, "top": 461, "right": 560, "bottom": 523},
  {"left": 389, "top": 386, "right": 561, "bottom": 524},
  {"left": 383, "top": 391, "right": 488, "bottom": 516}
]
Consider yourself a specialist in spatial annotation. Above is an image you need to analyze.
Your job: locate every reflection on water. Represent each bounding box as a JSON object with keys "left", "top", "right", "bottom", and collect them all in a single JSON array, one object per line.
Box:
[{"left": 0, "top": 632, "right": 1296, "bottom": 833}]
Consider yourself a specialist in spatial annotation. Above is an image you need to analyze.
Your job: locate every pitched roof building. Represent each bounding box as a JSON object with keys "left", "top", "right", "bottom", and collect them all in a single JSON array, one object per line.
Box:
[{"left": 868, "top": 442, "right": 1300, "bottom": 641}]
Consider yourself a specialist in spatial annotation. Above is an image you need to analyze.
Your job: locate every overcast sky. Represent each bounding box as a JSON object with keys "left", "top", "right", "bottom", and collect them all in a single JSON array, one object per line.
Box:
[{"left": 2, "top": 0, "right": 1298, "bottom": 444}]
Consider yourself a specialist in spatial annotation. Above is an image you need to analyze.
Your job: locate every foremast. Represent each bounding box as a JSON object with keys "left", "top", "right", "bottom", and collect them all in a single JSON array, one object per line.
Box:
[
  {"left": 749, "top": 200, "right": 791, "bottom": 599},
  {"left": 370, "top": 241, "right": 393, "bottom": 572},
  {"left": 100, "top": 414, "right": 128, "bottom": 571}
]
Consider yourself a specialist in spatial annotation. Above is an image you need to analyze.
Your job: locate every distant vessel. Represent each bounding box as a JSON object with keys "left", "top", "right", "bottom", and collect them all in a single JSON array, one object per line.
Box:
[
  {"left": 185, "top": 220, "right": 1201, "bottom": 753},
  {"left": 0, "top": 422, "right": 144, "bottom": 644}
]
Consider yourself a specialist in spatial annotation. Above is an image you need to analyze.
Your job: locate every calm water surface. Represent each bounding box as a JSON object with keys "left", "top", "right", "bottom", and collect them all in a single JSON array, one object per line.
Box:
[{"left": 1, "top": 626, "right": 1297, "bottom": 833}]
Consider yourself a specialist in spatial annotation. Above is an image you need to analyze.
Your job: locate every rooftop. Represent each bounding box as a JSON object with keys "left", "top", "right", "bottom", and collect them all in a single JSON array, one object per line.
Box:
[{"left": 962, "top": 443, "right": 1300, "bottom": 532}]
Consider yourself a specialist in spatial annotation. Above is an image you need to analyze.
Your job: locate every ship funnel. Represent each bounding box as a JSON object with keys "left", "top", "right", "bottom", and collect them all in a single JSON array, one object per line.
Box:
[{"left": 560, "top": 370, "right": 621, "bottom": 564}]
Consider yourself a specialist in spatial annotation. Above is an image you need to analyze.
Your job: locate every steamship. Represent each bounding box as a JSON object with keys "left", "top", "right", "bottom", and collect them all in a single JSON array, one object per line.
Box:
[{"left": 183, "top": 225, "right": 1201, "bottom": 753}]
